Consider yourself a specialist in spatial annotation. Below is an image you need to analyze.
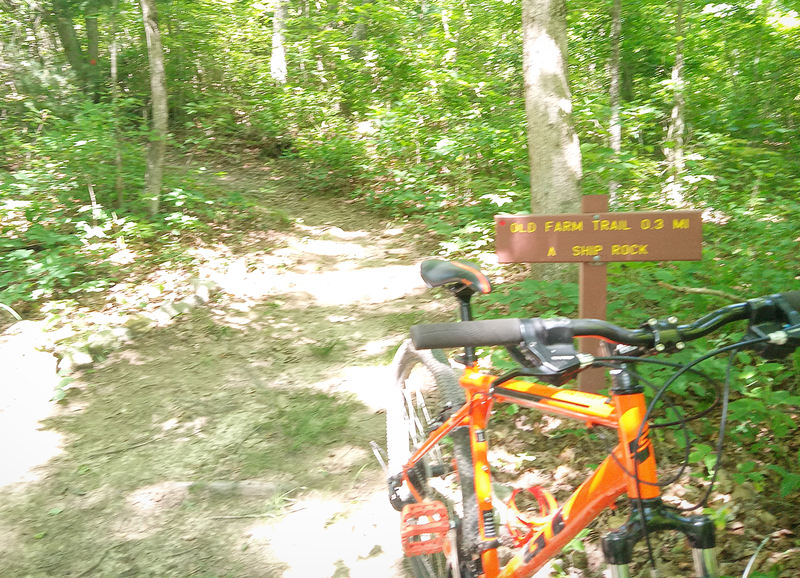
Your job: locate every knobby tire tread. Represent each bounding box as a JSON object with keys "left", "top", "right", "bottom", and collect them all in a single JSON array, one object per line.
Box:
[{"left": 387, "top": 340, "right": 479, "bottom": 578}]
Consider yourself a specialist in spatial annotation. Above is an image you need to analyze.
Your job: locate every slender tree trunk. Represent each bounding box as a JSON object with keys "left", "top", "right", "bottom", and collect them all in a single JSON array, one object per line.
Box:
[
  {"left": 521, "top": 0, "right": 581, "bottom": 215},
  {"left": 85, "top": 6, "right": 99, "bottom": 101},
  {"left": 271, "top": 0, "right": 287, "bottom": 84},
  {"left": 664, "top": 0, "right": 685, "bottom": 207},
  {"left": 110, "top": 0, "right": 124, "bottom": 207},
  {"left": 28, "top": 15, "right": 45, "bottom": 66},
  {"left": 349, "top": 0, "right": 370, "bottom": 61},
  {"left": 749, "top": 0, "right": 772, "bottom": 140},
  {"left": 139, "top": 0, "right": 168, "bottom": 217},
  {"left": 608, "top": 0, "right": 621, "bottom": 203}
]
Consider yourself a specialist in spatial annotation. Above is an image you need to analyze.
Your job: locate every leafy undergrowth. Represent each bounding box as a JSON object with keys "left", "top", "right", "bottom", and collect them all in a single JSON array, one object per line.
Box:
[{"left": 0, "top": 152, "right": 291, "bottom": 326}]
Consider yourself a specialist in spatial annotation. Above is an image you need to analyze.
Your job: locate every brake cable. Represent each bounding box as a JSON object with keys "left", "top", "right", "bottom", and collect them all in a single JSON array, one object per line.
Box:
[
  {"left": 585, "top": 337, "right": 767, "bottom": 573},
  {"left": 629, "top": 336, "right": 768, "bottom": 572}
]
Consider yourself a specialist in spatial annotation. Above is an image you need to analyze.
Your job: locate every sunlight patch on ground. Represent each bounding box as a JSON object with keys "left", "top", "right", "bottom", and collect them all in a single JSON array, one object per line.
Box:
[
  {"left": 115, "top": 481, "right": 192, "bottom": 541},
  {"left": 247, "top": 491, "right": 405, "bottom": 578},
  {"left": 289, "top": 238, "right": 371, "bottom": 258},
  {"left": 287, "top": 265, "right": 425, "bottom": 306},
  {"left": 0, "top": 322, "right": 64, "bottom": 488},
  {"left": 214, "top": 261, "right": 426, "bottom": 306},
  {"left": 314, "top": 365, "right": 397, "bottom": 412}
]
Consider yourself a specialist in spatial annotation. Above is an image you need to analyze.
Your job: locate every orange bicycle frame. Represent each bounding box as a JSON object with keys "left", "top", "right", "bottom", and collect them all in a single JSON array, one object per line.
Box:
[{"left": 400, "top": 368, "right": 661, "bottom": 578}]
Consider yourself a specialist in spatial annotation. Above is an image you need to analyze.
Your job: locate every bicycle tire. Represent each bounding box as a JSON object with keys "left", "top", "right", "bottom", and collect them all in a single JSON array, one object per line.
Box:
[{"left": 386, "top": 339, "right": 479, "bottom": 578}]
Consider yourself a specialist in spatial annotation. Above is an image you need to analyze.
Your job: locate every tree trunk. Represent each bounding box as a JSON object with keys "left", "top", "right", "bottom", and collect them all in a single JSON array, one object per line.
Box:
[
  {"left": 53, "top": 6, "right": 87, "bottom": 89},
  {"left": 608, "top": 0, "right": 621, "bottom": 202},
  {"left": 85, "top": 5, "right": 99, "bottom": 101},
  {"left": 664, "top": 0, "right": 685, "bottom": 207},
  {"left": 271, "top": 0, "right": 287, "bottom": 84},
  {"left": 521, "top": 0, "right": 581, "bottom": 216},
  {"left": 110, "top": 0, "right": 124, "bottom": 207},
  {"left": 349, "top": 0, "right": 370, "bottom": 62},
  {"left": 140, "top": 0, "right": 168, "bottom": 217}
]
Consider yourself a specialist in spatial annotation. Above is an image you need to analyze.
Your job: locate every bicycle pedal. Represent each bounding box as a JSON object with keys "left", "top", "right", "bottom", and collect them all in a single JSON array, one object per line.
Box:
[{"left": 400, "top": 501, "right": 450, "bottom": 556}]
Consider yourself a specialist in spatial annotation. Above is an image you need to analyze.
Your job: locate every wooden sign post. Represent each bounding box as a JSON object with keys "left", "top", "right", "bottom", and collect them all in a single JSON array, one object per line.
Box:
[{"left": 495, "top": 195, "right": 702, "bottom": 392}]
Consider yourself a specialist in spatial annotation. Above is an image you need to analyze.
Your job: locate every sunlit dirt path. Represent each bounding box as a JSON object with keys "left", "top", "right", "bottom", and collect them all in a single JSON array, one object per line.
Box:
[{"left": 0, "top": 162, "right": 453, "bottom": 578}]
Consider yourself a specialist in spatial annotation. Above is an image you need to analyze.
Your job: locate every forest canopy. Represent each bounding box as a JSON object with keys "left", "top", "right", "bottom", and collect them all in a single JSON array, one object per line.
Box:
[{"left": 0, "top": 0, "right": 798, "bottom": 308}]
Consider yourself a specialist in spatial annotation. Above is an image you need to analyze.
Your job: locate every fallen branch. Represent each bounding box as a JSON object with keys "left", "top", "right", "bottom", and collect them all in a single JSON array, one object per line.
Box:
[
  {"left": 211, "top": 514, "right": 276, "bottom": 520},
  {"left": 211, "top": 504, "right": 305, "bottom": 520},
  {"left": 657, "top": 282, "right": 739, "bottom": 302},
  {"left": 78, "top": 544, "right": 122, "bottom": 577},
  {"left": 87, "top": 435, "right": 163, "bottom": 459},
  {"left": 168, "top": 545, "right": 201, "bottom": 558}
]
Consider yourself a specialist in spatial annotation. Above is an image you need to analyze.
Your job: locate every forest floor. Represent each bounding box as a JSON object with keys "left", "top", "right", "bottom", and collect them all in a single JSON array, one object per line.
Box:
[{"left": 0, "top": 158, "right": 798, "bottom": 578}]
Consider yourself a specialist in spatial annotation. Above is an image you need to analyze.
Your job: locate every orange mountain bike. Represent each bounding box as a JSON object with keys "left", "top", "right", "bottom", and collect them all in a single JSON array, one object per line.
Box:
[{"left": 381, "top": 259, "right": 800, "bottom": 578}]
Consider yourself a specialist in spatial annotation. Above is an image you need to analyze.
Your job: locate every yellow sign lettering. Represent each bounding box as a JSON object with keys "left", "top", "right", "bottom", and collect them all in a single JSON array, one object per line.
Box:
[
  {"left": 593, "top": 219, "right": 631, "bottom": 231},
  {"left": 572, "top": 245, "right": 603, "bottom": 257},
  {"left": 672, "top": 219, "right": 689, "bottom": 229},
  {"left": 640, "top": 218, "right": 650, "bottom": 230},
  {"left": 511, "top": 222, "right": 538, "bottom": 233},
  {"left": 547, "top": 247, "right": 557, "bottom": 257},
  {"left": 611, "top": 244, "right": 649, "bottom": 256}
]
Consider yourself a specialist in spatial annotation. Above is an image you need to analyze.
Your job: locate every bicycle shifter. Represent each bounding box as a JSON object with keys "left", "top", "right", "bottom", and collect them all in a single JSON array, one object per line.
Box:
[{"left": 517, "top": 318, "right": 593, "bottom": 386}]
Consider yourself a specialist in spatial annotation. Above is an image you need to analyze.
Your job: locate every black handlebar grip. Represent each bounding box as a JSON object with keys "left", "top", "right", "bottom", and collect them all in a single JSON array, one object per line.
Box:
[
  {"left": 781, "top": 290, "right": 800, "bottom": 312},
  {"left": 410, "top": 319, "right": 523, "bottom": 350}
]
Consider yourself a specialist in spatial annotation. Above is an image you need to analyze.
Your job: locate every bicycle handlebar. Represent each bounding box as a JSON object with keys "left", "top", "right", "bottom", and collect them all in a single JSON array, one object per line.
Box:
[{"left": 410, "top": 290, "right": 800, "bottom": 351}]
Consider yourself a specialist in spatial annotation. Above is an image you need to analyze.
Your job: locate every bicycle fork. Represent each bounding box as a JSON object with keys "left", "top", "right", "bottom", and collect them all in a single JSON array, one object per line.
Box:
[
  {"left": 601, "top": 498, "right": 719, "bottom": 578},
  {"left": 605, "top": 368, "right": 719, "bottom": 578}
]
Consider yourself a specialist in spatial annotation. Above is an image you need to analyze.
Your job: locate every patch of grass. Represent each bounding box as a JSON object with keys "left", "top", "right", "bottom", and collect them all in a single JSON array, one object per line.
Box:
[
  {"left": 239, "top": 390, "right": 361, "bottom": 477},
  {"left": 307, "top": 338, "right": 341, "bottom": 359}
]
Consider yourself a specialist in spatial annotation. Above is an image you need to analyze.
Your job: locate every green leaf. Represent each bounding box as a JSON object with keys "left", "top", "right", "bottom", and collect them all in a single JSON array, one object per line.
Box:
[
  {"left": 779, "top": 473, "right": 800, "bottom": 497},
  {"left": 689, "top": 444, "right": 713, "bottom": 463}
]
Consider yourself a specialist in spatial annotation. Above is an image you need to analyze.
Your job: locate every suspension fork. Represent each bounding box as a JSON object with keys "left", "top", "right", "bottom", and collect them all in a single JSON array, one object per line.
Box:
[
  {"left": 605, "top": 378, "right": 718, "bottom": 578},
  {"left": 468, "top": 391, "right": 501, "bottom": 577}
]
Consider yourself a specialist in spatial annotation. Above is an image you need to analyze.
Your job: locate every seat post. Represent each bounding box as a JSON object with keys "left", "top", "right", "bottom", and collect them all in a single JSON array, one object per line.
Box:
[{"left": 456, "top": 289, "right": 476, "bottom": 366}]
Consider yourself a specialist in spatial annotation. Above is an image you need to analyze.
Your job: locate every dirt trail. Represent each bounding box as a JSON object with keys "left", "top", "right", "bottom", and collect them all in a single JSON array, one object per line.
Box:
[
  {"left": 4, "top": 163, "right": 798, "bottom": 578},
  {"left": 0, "top": 163, "right": 452, "bottom": 578}
]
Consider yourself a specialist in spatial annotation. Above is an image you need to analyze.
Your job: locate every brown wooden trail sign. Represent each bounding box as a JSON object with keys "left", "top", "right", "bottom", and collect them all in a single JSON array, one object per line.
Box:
[
  {"left": 494, "top": 195, "right": 703, "bottom": 392},
  {"left": 494, "top": 210, "right": 702, "bottom": 263}
]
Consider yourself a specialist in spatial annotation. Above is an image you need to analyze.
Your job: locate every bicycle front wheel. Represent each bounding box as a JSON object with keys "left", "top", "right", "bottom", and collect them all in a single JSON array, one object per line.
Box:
[{"left": 386, "top": 340, "right": 478, "bottom": 578}]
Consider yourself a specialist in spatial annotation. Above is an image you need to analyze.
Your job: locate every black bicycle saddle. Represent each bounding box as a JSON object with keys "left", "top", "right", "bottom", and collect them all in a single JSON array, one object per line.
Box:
[{"left": 419, "top": 259, "right": 492, "bottom": 295}]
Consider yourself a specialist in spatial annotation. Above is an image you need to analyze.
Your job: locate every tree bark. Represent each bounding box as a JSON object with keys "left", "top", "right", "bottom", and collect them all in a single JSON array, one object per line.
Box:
[
  {"left": 85, "top": 3, "right": 99, "bottom": 101},
  {"left": 664, "top": 0, "right": 685, "bottom": 207},
  {"left": 110, "top": 0, "right": 124, "bottom": 207},
  {"left": 53, "top": 5, "right": 87, "bottom": 89},
  {"left": 608, "top": 0, "right": 621, "bottom": 202},
  {"left": 140, "top": 0, "right": 168, "bottom": 217},
  {"left": 271, "top": 0, "right": 288, "bottom": 84},
  {"left": 521, "top": 0, "right": 581, "bottom": 216}
]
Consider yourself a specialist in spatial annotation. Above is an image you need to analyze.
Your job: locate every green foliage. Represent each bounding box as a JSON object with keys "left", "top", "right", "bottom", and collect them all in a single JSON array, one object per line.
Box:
[{"left": 1, "top": 0, "right": 799, "bottom": 504}]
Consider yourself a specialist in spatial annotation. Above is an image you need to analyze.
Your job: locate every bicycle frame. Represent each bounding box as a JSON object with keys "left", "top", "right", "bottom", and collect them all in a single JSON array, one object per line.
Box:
[{"left": 400, "top": 367, "right": 699, "bottom": 578}]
